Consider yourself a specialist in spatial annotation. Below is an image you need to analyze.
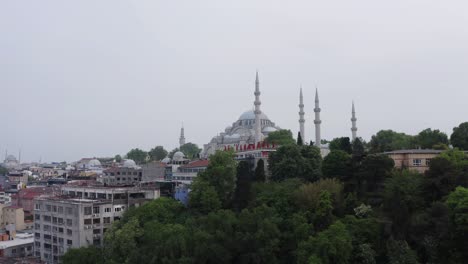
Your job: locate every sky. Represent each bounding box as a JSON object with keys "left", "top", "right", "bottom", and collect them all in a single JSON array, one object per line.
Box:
[{"left": 1, "top": 0, "right": 468, "bottom": 163}]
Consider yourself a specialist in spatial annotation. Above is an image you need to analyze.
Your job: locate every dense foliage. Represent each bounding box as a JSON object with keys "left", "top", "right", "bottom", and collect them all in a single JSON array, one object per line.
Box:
[
  {"left": 65, "top": 142, "right": 468, "bottom": 264},
  {"left": 265, "top": 129, "right": 295, "bottom": 146}
]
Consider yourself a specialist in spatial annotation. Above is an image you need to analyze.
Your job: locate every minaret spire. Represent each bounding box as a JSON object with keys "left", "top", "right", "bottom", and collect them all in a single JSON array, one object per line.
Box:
[
  {"left": 298, "top": 86, "right": 305, "bottom": 143},
  {"left": 314, "top": 88, "right": 321, "bottom": 147},
  {"left": 179, "top": 124, "right": 186, "bottom": 147},
  {"left": 254, "top": 71, "right": 262, "bottom": 144},
  {"left": 351, "top": 101, "right": 357, "bottom": 141}
]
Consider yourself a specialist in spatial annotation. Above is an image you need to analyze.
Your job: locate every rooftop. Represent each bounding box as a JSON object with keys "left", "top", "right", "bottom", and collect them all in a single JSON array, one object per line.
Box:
[
  {"left": 180, "top": 160, "right": 210, "bottom": 169},
  {"left": 383, "top": 149, "right": 444, "bottom": 155},
  {"left": 0, "top": 234, "right": 34, "bottom": 249}
]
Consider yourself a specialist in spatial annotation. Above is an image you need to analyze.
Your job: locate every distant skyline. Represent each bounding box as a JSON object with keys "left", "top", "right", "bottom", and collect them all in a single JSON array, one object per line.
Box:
[{"left": 1, "top": 1, "right": 468, "bottom": 162}]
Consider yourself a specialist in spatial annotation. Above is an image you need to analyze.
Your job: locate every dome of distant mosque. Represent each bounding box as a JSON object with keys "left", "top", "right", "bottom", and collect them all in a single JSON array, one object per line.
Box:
[{"left": 238, "top": 110, "right": 270, "bottom": 121}]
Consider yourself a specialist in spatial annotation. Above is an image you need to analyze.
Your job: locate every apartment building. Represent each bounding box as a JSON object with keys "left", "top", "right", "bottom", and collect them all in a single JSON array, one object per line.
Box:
[{"left": 34, "top": 185, "right": 160, "bottom": 263}]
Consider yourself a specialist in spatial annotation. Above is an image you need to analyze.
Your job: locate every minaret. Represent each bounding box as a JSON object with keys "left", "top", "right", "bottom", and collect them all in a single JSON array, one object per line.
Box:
[
  {"left": 314, "top": 88, "right": 321, "bottom": 147},
  {"left": 179, "top": 125, "right": 186, "bottom": 147},
  {"left": 351, "top": 101, "right": 357, "bottom": 141},
  {"left": 298, "top": 87, "right": 305, "bottom": 143},
  {"left": 254, "top": 71, "right": 262, "bottom": 144}
]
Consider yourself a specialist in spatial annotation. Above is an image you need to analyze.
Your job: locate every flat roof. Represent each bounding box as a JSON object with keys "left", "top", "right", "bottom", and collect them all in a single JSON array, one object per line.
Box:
[
  {"left": 383, "top": 149, "right": 444, "bottom": 155},
  {"left": 0, "top": 236, "right": 34, "bottom": 249}
]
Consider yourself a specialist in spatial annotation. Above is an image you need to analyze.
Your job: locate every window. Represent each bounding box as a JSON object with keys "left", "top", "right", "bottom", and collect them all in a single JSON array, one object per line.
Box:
[
  {"left": 52, "top": 206, "right": 57, "bottom": 212},
  {"left": 93, "top": 207, "right": 100, "bottom": 214},
  {"left": 425, "top": 159, "right": 431, "bottom": 166},
  {"left": 104, "top": 208, "right": 111, "bottom": 213},
  {"left": 46, "top": 205, "right": 52, "bottom": 211},
  {"left": 58, "top": 237, "right": 64, "bottom": 244},
  {"left": 35, "top": 214, "right": 40, "bottom": 220},
  {"left": 84, "top": 219, "right": 92, "bottom": 225},
  {"left": 43, "top": 215, "right": 51, "bottom": 222},
  {"left": 58, "top": 227, "right": 64, "bottom": 233},
  {"left": 114, "top": 207, "right": 121, "bottom": 212},
  {"left": 35, "top": 241, "right": 40, "bottom": 247},
  {"left": 84, "top": 207, "right": 92, "bottom": 215},
  {"left": 93, "top": 218, "right": 100, "bottom": 224},
  {"left": 66, "top": 219, "right": 73, "bottom": 226},
  {"left": 35, "top": 223, "right": 40, "bottom": 229},
  {"left": 43, "top": 225, "right": 51, "bottom": 231},
  {"left": 93, "top": 229, "right": 100, "bottom": 234},
  {"left": 67, "top": 229, "right": 72, "bottom": 236},
  {"left": 52, "top": 217, "right": 57, "bottom": 224},
  {"left": 66, "top": 207, "right": 73, "bottom": 215},
  {"left": 58, "top": 218, "right": 64, "bottom": 224},
  {"left": 58, "top": 206, "right": 63, "bottom": 214},
  {"left": 413, "top": 159, "right": 422, "bottom": 166},
  {"left": 34, "top": 233, "right": 41, "bottom": 239},
  {"left": 103, "top": 217, "right": 111, "bottom": 224},
  {"left": 35, "top": 204, "right": 41, "bottom": 210},
  {"left": 67, "top": 240, "right": 72, "bottom": 246}
]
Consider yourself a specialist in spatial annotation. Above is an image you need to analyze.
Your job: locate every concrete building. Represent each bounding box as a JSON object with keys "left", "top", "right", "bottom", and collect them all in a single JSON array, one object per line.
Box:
[
  {"left": 11, "top": 187, "right": 56, "bottom": 217},
  {"left": 0, "top": 232, "right": 34, "bottom": 258},
  {"left": 0, "top": 205, "right": 25, "bottom": 231},
  {"left": 0, "top": 190, "right": 12, "bottom": 205},
  {"left": 383, "top": 149, "right": 443, "bottom": 173},
  {"left": 171, "top": 160, "right": 209, "bottom": 184},
  {"left": 34, "top": 185, "right": 160, "bottom": 263}
]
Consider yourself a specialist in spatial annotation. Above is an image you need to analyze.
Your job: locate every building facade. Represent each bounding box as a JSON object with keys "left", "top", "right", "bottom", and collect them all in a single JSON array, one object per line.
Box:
[{"left": 383, "top": 149, "right": 443, "bottom": 173}]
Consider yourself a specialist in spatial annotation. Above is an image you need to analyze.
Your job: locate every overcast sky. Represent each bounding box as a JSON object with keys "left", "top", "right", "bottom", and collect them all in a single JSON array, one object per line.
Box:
[{"left": 1, "top": 1, "right": 468, "bottom": 163}]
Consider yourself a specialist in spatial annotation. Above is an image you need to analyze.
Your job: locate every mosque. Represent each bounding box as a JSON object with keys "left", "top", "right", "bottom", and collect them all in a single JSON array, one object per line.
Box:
[{"left": 199, "top": 72, "right": 358, "bottom": 158}]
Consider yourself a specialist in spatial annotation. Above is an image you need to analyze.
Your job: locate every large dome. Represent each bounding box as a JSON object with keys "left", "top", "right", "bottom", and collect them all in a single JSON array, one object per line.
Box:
[{"left": 239, "top": 110, "right": 270, "bottom": 121}]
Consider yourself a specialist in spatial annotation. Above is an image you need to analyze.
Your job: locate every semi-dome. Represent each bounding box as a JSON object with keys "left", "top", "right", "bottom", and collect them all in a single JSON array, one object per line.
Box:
[
  {"left": 173, "top": 151, "right": 185, "bottom": 162},
  {"left": 239, "top": 110, "right": 269, "bottom": 121},
  {"left": 88, "top": 159, "right": 101, "bottom": 168},
  {"left": 123, "top": 159, "right": 137, "bottom": 168},
  {"left": 161, "top": 157, "right": 171, "bottom": 163}
]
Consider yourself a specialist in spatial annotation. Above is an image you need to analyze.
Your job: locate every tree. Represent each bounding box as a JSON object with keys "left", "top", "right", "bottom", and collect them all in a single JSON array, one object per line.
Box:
[
  {"left": 114, "top": 155, "right": 122, "bottom": 163},
  {"left": 197, "top": 150, "right": 237, "bottom": 207},
  {"left": 62, "top": 247, "right": 103, "bottom": 264},
  {"left": 268, "top": 144, "right": 322, "bottom": 182},
  {"left": 329, "top": 137, "right": 352, "bottom": 154},
  {"left": 297, "top": 132, "right": 303, "bottom": 146},
  {"left": 232, "top": 161, "right": 252, "bottom": 211},
  {"left": 295, "top": 178, "right": 344, "bottom": 215},
  {"left": 297, "top": 221, "right": 353, "bottom": 264},
  {"left": 415, "top": 128, "right": 449, "bottom": 149},
  {"left": 189, "top": 179, "right": 222, "bottom": 214},
  {"left": 352, "top": 138, "right": 366, "bottom": 161},
  {"left": 450, "top": 122, "right": 468, "bottom": 150},
  {"left": 265, "top": 129, "right": 295, "bottom": 145},
  {"left": 357, "top": 154, "right": 395, "bottom": 205},
  {"left": 369, "top": 130, "right": 415, "bottom": 153},
  {"left": 148, "top": 146, "right": 168, "bottom": 161},
  {"left": 383, "top": 170, "right": 424, "bottom": 238},
  {"left": 322, "top": 150, "right": 352, "bottom": 180},
  {"left": 386, "top": 239, "right": 419, "bottom": 264},
  {"left": 254, "top": 159, "right": 266, "bottom": 182},
  {"left": 125, "top": 148, "right": 148, "bottom": 164},
  {"left": 180, "top": 142, "right": 201, "bottom": 159}
]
